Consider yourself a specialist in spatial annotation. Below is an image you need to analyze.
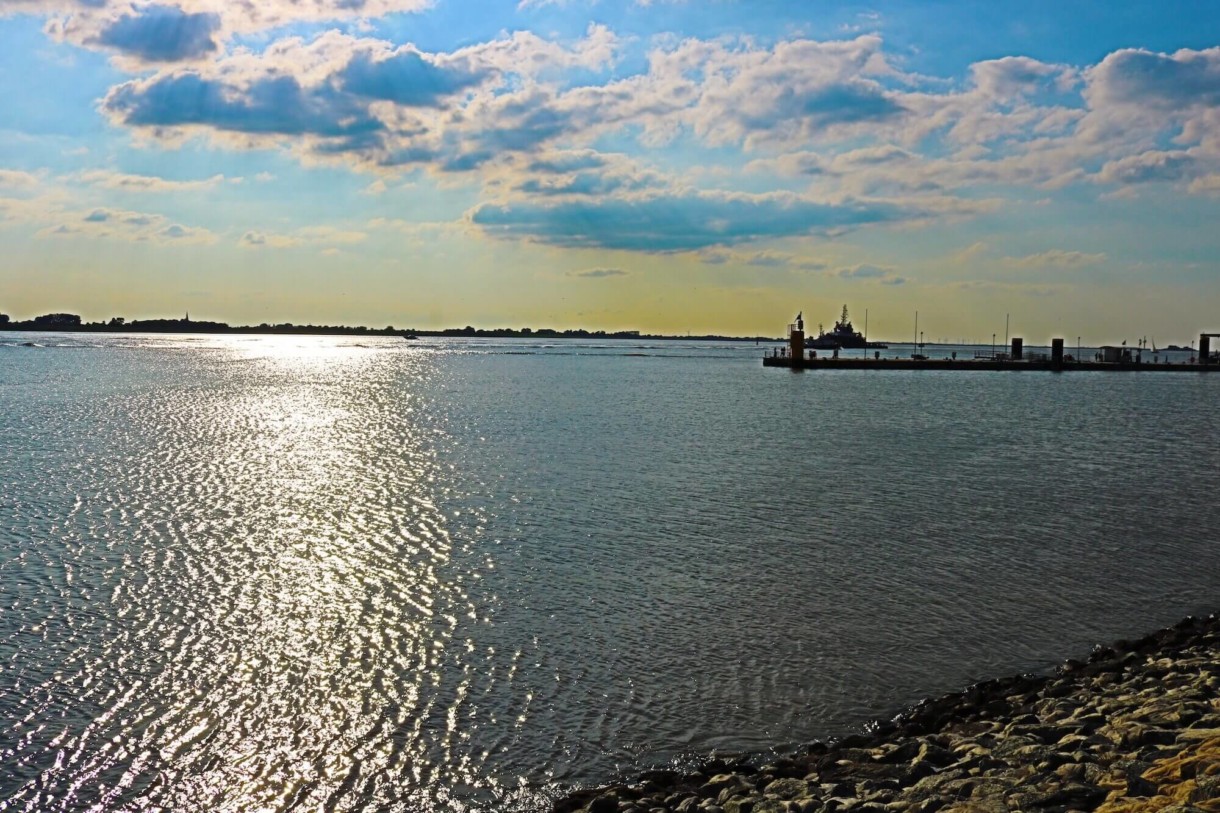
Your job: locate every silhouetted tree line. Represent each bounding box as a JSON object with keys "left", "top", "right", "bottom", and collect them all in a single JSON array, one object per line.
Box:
[
  {"left": 0, "top": 312, "right": 408, "bottom": 336},
  {"left": 0, "top": 311, "right": 777, "bottom": 342},
  {"left": 436, "top": 326, "right": 643, "bottom": 338}
]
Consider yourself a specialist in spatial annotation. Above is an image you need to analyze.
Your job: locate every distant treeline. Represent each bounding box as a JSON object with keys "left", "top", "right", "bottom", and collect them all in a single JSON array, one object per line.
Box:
[{"left": 0, "top": 312, "right": 775, "bottom": 342}]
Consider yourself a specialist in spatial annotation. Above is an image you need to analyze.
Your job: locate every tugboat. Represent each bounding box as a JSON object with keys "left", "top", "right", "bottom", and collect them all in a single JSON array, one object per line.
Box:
[{"left": 806, "top": 305, "right": 888, "bottom": 349}]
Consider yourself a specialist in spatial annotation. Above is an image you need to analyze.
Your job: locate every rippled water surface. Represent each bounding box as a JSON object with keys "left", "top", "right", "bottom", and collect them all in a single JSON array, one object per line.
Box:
[{"left": 2, "top": 334, "right": 1219, "bottom": 811}]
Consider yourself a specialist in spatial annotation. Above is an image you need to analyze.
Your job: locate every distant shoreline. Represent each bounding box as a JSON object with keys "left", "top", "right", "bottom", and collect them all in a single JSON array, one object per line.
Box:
[
  {"left": 2, "top": 322, "right": 1199, "bottom": 350},
  {"left": 0, "top": 320, "right": 778, "bottom": 343}
]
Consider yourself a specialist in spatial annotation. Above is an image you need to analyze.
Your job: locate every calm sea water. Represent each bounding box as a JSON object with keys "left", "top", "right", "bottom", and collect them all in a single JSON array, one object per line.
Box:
[{"left": 2, "top": 333, "right": 1218, "bottom": 812}]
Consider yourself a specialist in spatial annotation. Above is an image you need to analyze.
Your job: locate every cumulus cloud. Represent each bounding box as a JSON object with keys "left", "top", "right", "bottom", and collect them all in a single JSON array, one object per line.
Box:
[
  {"left": 515, "top": 163, "right": 665, "bottom": 197},
  {"left": 970, "top": 56, "right": 1072, "bottom": 101},
  {"left": 340, "top": 50, "right": 483, "bottom": 106},
  {"left": 1096, "top": 150, "right": 1195, "bottom": 185},
  {"left": 93, "top": 5, "right": 220, "bottom": 61},
  {"left": 1187, "top": 174, "right": 1220, "bottom": 195},
  {"left": 10, "top": 7, "right": 1220, "bottom": 251},
  {"left": 528, "top": 151, "right": 608, "bottom": 174},
  {"left": 25, "top": 0, "right": 434, "bottom": 65},
  {"left": 1086, "top": 47, "right": 1220, "bottom": 111},
  {"left": 678, "top": 35, "right": 912, "bottom": 148},
  {"left": 104, "top": 72, "right": 386, "bottom": 140},
  {"left": 69, "top": 19, "right": 1220, "bottom": 211},
  {"left": 469, "top": 191, "right": 902, "bottom": 251},
  {"left": 96, "top": 26, "right": 614, "bottom": 168}
]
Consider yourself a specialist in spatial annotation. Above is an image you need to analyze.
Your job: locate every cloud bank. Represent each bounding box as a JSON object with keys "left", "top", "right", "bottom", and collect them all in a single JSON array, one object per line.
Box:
[{"left": 8, "top": 3, "right": 1220, "bottom": 257}]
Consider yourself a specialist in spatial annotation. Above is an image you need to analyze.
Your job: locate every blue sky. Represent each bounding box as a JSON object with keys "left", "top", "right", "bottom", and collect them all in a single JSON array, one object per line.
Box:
[{"left": 1, "top": 0, "right": 1219, "bottom": 342}]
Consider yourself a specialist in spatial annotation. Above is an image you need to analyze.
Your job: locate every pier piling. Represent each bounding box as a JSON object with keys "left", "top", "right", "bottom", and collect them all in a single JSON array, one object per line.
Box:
[{"left": 788, "top": 321, "right": 804, "bottom": 364}]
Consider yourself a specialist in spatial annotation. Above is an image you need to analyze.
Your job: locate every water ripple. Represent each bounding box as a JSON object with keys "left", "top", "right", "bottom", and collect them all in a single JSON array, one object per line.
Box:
[{"left": 2, "top": 338, "right": 1219, "bottom": 811}]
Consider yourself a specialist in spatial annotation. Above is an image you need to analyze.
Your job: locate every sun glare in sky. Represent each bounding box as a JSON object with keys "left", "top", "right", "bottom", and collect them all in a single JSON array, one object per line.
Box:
[{"left": 1, "top": 1, "right": 1219, "bottom": 343}]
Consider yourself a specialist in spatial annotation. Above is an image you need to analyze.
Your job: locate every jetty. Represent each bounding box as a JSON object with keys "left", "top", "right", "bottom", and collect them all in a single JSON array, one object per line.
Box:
[{"left": 765, "top": 320, "right": 1220, "bottom": 372}]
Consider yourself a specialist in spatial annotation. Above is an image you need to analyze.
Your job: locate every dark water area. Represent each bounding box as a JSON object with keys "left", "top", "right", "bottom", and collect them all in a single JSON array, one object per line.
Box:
[{"left": 2, "top": 334, "right": 1218, "bottom": 811}]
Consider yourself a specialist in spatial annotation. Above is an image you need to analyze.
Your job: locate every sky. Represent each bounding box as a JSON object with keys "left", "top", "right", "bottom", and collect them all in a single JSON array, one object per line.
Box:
[{"left": 1, "top": 1, "right": 1219, "bottom": 343}]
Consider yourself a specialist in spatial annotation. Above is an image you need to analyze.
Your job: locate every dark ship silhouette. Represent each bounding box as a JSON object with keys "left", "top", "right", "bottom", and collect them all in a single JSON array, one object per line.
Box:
[{"left": 806, "top": 305, "right": 888, "bottom": 350}]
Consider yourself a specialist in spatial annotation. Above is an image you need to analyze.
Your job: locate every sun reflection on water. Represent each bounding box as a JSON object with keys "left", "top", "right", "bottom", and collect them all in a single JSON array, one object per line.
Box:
[{"left": 0, "top": 336, "right": 515, "bottom": 812}]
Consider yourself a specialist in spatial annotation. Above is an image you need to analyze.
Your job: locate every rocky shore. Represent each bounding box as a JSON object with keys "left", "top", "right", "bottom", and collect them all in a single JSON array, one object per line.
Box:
[{"left": 554, "top": 614, "right": 1220, "bottom": 813}]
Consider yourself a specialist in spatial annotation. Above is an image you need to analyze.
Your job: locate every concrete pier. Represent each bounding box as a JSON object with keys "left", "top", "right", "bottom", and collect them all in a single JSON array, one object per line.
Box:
[
  {"left": 764, "top": 318, "right": 1220, "bottom": 372},
  {"left": 763, "top": 350, "right": 1216, "bottom": 372}
]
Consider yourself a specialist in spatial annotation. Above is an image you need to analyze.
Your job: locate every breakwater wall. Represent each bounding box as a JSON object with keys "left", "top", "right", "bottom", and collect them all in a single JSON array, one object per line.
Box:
[{"left": 554, "top": 613, "right": 1220, "bottom": 813}]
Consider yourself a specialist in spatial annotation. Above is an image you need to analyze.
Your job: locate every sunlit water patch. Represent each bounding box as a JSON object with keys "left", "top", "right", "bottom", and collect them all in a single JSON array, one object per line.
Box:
[{"left": 2, "top": 335, "right": 1220, "bottom": 811}]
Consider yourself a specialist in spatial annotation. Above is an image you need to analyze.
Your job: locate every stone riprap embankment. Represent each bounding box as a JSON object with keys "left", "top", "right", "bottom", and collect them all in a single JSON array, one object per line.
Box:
[{"left": 554, "top": 614, "right": 1220, "bottom": 813}]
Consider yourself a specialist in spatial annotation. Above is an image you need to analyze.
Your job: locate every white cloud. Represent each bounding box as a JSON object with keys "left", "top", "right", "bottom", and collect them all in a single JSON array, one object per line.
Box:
[
  {"left": 12, "top": 0, "right": 434, "bottom": 66},
  {"left": 239, "top": 225, "right": 367, "bottom": 249},
  {"left": 570, "top": 268, "right": 627, "bottom": 278},
  {"left": 35, "top": 205, "right": 216, "bottom": 244},
  {"left": 0, "top": 169, "right": 42, "bottom": 189},
  {"left": 1002, "top": 249, "right": 1106, "bottom": 269},
  {"left": 832, "top": 262, "right": 905, "bottom": 284},
  {"left": 76, "top": 170, "right": 230, "bottom": 191}
]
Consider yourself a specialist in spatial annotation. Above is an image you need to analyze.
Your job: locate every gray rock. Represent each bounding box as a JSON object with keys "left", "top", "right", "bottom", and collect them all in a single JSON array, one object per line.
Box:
[
  {"left": 748, "top": 800, "right": 788, "bottom": 813},
  {"left": 875, "top": 740, "right": 923, "bottom": 765},
  {"left": 911, "top": 742, "right": 955, "bottom": 771},
  {"left": 904, "top": 800, "right": 946, "bottom": 813},
  {"left": 1020, "top": 782, "right": 1108, "bottom": 809},
  {"left": 722, "top": 798, "right": 756, "bottom": 813},
  {"left": 763, "top": 779, "right": 814, "bottom": 800},
  {"left": 587, "top": 793, "right": 620, "bottom": 813},
  {"left": 1065, "top": 712, "right": 1107, "bottom": 735},
  {"left": 1053, "top": 762, "right": 1086, "bottom": 783},
  {"left": 1190, "top": 774, "right": 1220, "bottom": 803},
  {"left": 719, "top": 784, "right": 754, "bottom": 806},
  {"left": 703, "top": 774, "right": 748, "bottom": 796},
  {"left": 1116, "top": 760, "right": 1157, "bottom": 797}
]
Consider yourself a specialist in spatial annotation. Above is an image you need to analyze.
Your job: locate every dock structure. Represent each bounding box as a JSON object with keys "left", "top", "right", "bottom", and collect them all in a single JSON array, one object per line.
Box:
[{"left": 763, "top": 329, "right": 1220, "bottom": 372}]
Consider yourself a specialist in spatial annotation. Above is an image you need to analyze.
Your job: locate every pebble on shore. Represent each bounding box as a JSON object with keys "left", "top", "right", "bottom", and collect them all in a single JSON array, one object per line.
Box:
[{"left": 553, "top": 614, "right": 1220, "bottom": 813}]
